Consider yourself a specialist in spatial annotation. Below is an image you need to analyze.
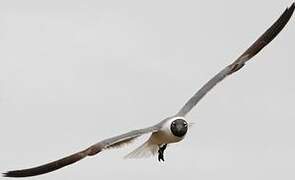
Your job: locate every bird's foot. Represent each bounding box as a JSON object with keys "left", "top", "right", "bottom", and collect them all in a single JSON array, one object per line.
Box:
[{"left": 158, "top": 144, "right": 167, "bottom": 162}]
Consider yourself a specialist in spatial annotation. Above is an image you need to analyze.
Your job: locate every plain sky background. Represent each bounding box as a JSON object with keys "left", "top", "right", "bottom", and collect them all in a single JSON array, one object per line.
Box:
[{"left": 1, "top": 0, "right": 295, "bottom": 179}]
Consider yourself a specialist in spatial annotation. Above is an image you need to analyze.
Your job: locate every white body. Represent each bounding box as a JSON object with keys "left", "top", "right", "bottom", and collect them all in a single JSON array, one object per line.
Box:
[{"left": 125, "top": 117, "right": 187, "bottom": 158}]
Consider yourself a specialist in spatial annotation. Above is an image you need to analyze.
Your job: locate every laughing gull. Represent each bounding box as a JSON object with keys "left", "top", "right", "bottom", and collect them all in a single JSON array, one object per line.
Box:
[{"left": 3, "top": 2, "right": 295, "bottom": 178}]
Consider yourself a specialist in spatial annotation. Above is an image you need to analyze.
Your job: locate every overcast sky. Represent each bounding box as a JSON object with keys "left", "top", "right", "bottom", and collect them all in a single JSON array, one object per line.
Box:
[{"left": 1, "top": 0, "right": 295, "bottom": 180}]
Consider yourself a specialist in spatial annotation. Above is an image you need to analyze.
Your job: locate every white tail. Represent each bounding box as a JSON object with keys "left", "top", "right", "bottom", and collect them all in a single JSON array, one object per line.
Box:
[{"left": 124, "top": 141, "right": 158, "bottom": 159}]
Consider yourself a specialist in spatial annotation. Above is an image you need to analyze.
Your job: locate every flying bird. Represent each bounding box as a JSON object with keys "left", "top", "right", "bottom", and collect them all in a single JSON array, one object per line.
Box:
[{"left": 3, "top": 2, "right": 295, "bottom": 178}]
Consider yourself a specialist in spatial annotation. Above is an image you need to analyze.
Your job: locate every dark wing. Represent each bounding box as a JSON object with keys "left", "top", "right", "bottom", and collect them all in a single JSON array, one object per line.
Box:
[
  {"left": 176, "top": 3, "right": 295, "bottom": 117},
  {"left": 3, "top": 125, "right": 161, "bottom": 177}
]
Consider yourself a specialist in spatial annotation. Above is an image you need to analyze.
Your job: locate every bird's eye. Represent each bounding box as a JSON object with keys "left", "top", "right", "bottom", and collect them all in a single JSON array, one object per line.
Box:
[
  {"left": 172, "top": 121, "right": 176, "bottom": 125},
  {"left": 183, "top": 122, "right": 187, "bottom": 127}
]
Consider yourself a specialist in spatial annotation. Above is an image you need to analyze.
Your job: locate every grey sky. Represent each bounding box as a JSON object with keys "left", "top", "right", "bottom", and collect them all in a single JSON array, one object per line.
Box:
[{"left": 1, "top": 0, "right": 295, "bottom": 179}]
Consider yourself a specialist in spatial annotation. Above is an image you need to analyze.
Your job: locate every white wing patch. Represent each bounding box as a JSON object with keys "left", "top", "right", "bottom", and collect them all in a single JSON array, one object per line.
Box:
[{"left": 124, "top": 141, "right": 158, "bottom": 159}]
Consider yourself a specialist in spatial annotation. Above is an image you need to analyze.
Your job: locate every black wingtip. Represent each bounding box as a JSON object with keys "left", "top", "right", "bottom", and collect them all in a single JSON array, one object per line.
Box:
[
  {"left": 288, "top": 2, "right": 295, "bottom": 13},
  {"left": 281, "top": 2, "right": 295, "bottom": 22},
  {"left": 286, "top": 2, "right": 295, "bottom": 22},
  {"left": 2, "top": 172, "right": 9, "bottom": 178},
  {"left": 3, "top": 171, "right": 16, "bottom": 178},
  {"left": 2, "top": 170, "right": 32, "bottom": 178}
]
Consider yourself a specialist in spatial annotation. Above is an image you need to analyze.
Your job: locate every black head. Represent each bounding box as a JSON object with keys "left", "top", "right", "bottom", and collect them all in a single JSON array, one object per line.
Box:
[{"left": 170, "top": 119, "right": 188, "bottom": 137}]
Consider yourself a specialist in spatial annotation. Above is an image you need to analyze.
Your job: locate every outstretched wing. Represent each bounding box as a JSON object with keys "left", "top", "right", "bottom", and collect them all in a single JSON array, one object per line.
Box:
[
  {"left": 177, "top": 3, "right": 295, "bottom": 117},
  {"left": 3, "top": 125, "right": 161, "bottom": 177}
]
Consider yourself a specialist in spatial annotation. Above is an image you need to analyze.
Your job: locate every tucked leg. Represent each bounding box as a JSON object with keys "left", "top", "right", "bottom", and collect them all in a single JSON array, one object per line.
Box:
[{"left": 158, "top": 144, "right": 167, "bottom": 162}]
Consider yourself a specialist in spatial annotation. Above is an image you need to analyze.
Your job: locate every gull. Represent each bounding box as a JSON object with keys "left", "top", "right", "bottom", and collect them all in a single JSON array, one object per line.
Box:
[{"left": 3, "top": 3, "right": 294, "bottom": 178}]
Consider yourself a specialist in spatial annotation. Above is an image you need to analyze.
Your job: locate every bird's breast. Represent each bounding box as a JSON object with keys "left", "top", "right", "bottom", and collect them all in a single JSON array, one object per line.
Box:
[{"left": 149, "top": 127, "right": 184, "bottom": 145}]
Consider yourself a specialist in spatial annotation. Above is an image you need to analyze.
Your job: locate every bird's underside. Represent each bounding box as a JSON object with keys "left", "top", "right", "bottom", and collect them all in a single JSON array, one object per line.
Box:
[{"left": 3, "top": 2, "right": 295, "bottom": 178}]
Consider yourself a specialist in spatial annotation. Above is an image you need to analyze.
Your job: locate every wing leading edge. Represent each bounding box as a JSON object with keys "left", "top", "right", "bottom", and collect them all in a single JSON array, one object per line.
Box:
[{"left": 177, "top": 3, "right": 295, "bottom": 117}]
